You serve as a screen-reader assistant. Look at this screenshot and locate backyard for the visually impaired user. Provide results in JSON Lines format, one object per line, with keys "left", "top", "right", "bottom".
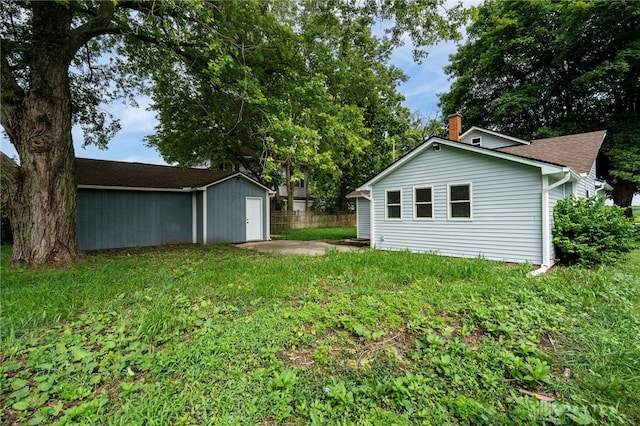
{"left": 1, "top": 235, "right": 639, "bottom": 425}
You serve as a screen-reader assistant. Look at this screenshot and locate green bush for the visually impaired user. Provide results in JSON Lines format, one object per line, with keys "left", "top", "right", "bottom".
{"left": 553, "top": 195, "right": 635, "bottom": 266}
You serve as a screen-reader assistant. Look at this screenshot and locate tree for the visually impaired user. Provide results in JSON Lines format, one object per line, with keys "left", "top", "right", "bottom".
{"left": 145, "top": 0, "right": 465, "bottom": 212}
{"left": 1, "top": 0, "right": 464, "bottom": 266}
{"left": 440, "top": 0, "right": 640, "bottom": 208}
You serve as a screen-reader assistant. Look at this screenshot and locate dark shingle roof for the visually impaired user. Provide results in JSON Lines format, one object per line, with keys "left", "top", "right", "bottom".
{"left": 497, "top": 130, "right": 606, "bottom": 174}
{"left": 76, "top": 158, "right": 237, "bottom": 189}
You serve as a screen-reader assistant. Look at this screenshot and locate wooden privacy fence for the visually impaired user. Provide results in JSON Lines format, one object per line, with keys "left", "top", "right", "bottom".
{"left": 271, "top": 211, "right": 355, "bottom": 229}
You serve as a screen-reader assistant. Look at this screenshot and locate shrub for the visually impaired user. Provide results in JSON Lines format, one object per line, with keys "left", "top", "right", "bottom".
{"left": 553, "top": 195, "right": 635, "bottom": 266}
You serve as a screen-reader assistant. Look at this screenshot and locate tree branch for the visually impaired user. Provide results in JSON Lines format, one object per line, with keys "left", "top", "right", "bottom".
{"left": 0, "top": 52, "right": 25, "bottom": 135}
{"left": 1, "top": 51, "right": 25, "bottom": 102}
{"left": 69, "top": 1, "right": 119, "bottom": 54}
{"left": 0, "top": 151, "right": 20, "bottom": 208}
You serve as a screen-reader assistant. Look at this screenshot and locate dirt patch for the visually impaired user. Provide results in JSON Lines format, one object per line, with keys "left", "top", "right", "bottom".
{"left": 283, "top": 329, "right": 415, "bottom": 371}
{"left": 237, "top": 240, "right": 360, "bottom": 255}
{"left": 538, "top": 333, "right": 562, "bottom": 353}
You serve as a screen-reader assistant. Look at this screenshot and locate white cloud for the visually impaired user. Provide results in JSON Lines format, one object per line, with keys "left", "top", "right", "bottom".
{"left": 108, "top": 95, "right": 158, "bottom": 134}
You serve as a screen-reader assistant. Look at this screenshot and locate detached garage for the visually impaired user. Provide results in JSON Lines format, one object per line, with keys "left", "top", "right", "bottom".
{"left": 76, "top": 158, "right": 271, "bottom": 251}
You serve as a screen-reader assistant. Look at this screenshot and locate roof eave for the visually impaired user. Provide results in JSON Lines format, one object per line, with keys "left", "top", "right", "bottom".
{"left": 459, "top": 126, "right": 530, "bottom": 145}
{"left": 77, "top": 184, "right": 195, "bottom": 192}
{"left": 198, "top": 172, "right": 273, "bottom": 192}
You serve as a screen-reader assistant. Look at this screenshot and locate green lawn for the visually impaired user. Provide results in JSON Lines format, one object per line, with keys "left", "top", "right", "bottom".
{"left": 271, "top": 226, "right": 356, "bottom": 241}
{"left": 1, "top": 244, "right": 639, "bottom": 425}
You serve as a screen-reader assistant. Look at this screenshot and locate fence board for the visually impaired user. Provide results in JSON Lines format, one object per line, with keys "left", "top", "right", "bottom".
{"left": 271, "top": 211, "right": 355, "bottom": 229}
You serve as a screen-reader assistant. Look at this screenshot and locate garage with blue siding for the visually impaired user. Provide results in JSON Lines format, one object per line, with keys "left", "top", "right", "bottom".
{"left": 76, "top": 158, "right": 271, "bottom": 251}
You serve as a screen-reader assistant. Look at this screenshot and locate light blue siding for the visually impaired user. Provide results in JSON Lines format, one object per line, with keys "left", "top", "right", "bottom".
{"left": 356, "top": 198, "right": 371, "bottom": 239}
{"left": 547, "top": 182, "right": 568, "bottom": 263}
{"left": 371, "top": 145, "right": 544, "bottom": 264}
{"left": 77, "top": 189, "right": 192, "bottom": 250}
{"left": 206, "top": 177, "right": 268, "bottom": 243}
{"left": 461, "top": 130, "right": 524, "bottom": 149}
{"left": 576, "top": 162, "right": 597, "bottom": 197}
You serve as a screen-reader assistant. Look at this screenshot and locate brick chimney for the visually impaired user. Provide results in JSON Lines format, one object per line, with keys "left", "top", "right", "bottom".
{"left": 447, "top": 113, "right": 462, "bottom": 141}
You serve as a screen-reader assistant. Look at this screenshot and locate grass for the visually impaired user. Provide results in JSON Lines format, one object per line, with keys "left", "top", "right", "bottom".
{"left": 271, "top": 226, "right": 356, "bottom": 241}
{"left": 1, "top": 242, "right": 639, "bottom": 425}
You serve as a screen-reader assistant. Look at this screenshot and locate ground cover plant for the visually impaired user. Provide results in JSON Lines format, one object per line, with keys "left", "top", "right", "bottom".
{"left": 1, "top": 242, "right": 639, "bottom": 425}
{"left": 271, "top": 226, "right": 356, "bottom": 242}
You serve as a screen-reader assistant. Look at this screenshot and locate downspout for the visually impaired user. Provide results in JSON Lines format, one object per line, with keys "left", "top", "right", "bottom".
{"left": 267, "top": 189, "right": 273, "bottom": 240}
{"left": 530, "top": 170, "right": 571, "bottom": 276}
{"left": 369, "top": 193, "right": 375, "bottom": 249}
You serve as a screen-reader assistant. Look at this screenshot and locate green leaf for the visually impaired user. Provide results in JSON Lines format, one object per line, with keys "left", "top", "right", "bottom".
{"left": 71, "top": 346, "right": 91, "bottom": 362}
{"left": 12, "top": 400, "right": 29, "bottom": 411}
{"left": 12, "top": 378, "right": 28, "bottom": 390}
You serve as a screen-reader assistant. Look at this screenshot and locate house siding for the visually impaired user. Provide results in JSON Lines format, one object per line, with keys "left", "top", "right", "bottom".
{"left": 371, "top": 145, "right": 543, "bottom": 264}
{"left": 576, "top": 162, "right": 597, "bottom": 197}
{"left": 196, "top": 192, "right": 204, "bottom": 244}
{"left": 77, "top": 189, "right": 192, "bottom": 250}
{"left": 206, "top": 178, "right": 268, "bottom": 243}
{"left": 547, "top": 181, "right": 567, "bottom": 264}
{"left": 461, "top": 130, "right": 523, "bottom": 149}
{"left": 356, "top": 198, "right": 371, "bottom": 239}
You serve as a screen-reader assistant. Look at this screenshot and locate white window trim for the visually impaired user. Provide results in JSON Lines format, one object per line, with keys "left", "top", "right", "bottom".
{"left": 385, "top": 188, "right": 402, "bottom": 220}
{"left": 471, "top": 136, "right": 482, "bottom": 146}
{"left": 447, "top": 182, "right": 473, "bottom": 221}
{"left": 413, "top": 185, "right": 434, "bottom": 221}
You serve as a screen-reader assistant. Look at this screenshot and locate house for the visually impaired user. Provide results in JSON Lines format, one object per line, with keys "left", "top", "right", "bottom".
{"left": 276, "top": 165, "right": 313, "bottom": 211}
{"left": 76, "top": 158, "right": 271, "bottom": 251}
{"left": 217, "top": 151, "right": 314, "bottom": 211}
{"left": 347, "top": 114, "right": 608, "bottom": 268}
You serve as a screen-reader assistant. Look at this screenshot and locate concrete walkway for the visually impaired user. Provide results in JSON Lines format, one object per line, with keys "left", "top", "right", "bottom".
{"left": 236, "top": 240, "right": 360, "bottom": 255}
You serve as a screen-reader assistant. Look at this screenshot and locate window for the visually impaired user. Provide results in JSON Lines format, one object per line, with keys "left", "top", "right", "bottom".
{"left": 471, "top": 137, "right": 481, "bottom": 146}
{"left": 414, "top": 187, "right": 433, "bottom": 219}
{"left": 386, "top": 190, "right": 401, "bottom": 219}
{"left": 295, "top": 179, "right": 305, "bottom": 188}
{"left": 448, "top": 183, "right": 472, "bottom": 219}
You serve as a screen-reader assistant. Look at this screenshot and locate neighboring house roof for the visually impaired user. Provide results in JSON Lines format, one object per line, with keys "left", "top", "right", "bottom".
{"left": 459, "top": 126, "right": 530, "bottom": 145}
{"left": 498, "top": 130, "right": 606, "bottom": 175}
{"left": 76, "top": 158, "right": 269, "bottom": 190}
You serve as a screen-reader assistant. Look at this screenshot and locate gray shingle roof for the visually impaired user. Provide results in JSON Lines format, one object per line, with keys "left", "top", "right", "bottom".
{"left": 76, "top": 158, "right": 237, "bottom": 189}
{"left": 498, "top": 130, "right": 606, "bottom": 174}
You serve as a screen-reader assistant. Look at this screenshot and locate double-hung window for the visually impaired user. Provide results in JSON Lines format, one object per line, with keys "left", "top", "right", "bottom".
{"left": 386, "top": 190, "right": 401, "bottom": 219}
{"left": 448, "top": 183, "right": 472, "bottom": 219}
{"left": 414, "top": 187, "right": 433, "bottom": 219}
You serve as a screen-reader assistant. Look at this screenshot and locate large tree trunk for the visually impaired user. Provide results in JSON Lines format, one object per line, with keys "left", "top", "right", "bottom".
{"left": 1, "top": 3, "right": 80, "bottom": 266}
{"left": 612, "top": 180, "right": 637, "bottom": 218}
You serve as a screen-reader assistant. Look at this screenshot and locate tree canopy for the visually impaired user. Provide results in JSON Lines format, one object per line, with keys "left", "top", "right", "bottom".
{"left": 143, "top": 0, "right": 463, "bottom": 211}
{"left": 439, "top": 0, "right": 640, "bottom": 207}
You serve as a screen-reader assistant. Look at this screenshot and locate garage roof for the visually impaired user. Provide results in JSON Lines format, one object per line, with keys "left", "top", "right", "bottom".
{"left": 76, "top": 158, "right": 248, "bottom": 190}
